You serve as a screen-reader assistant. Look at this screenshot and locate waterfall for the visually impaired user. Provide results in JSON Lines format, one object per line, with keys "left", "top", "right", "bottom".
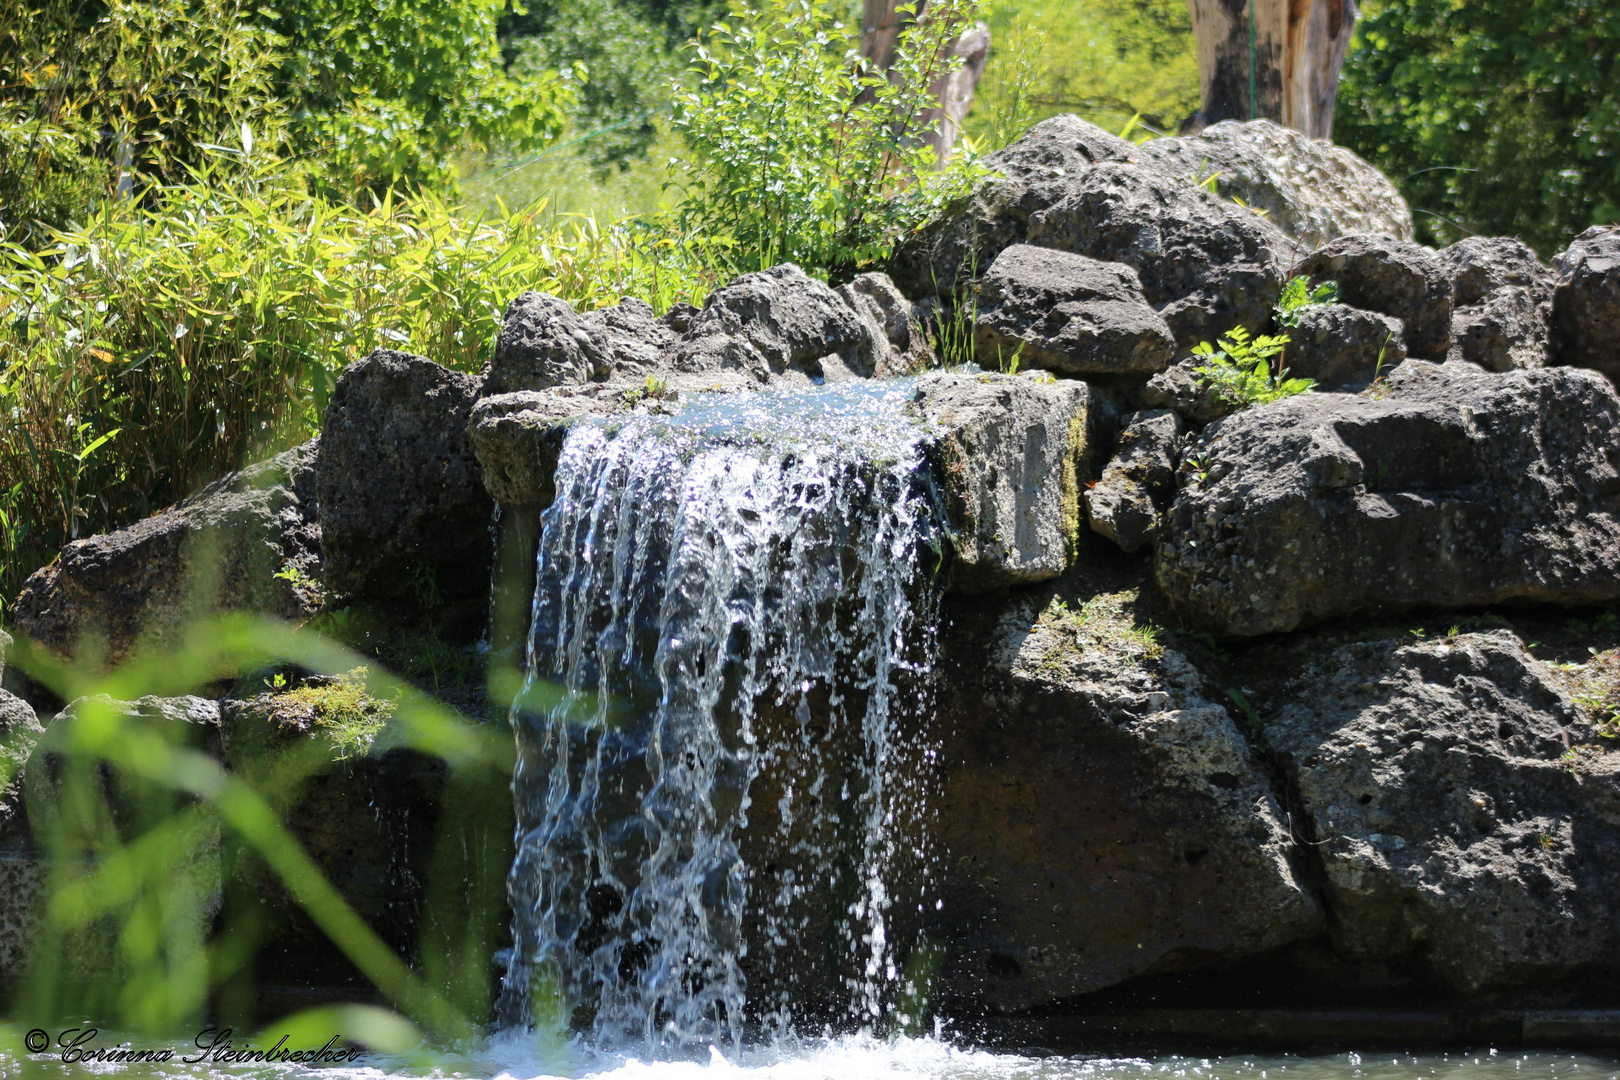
{"left": 496, "top": 381, "right": 946, "bottom": 1051}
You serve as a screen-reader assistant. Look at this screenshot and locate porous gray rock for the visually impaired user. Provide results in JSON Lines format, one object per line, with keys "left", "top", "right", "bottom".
{"left": 1439, "top": 237, "right": 1555, "bottom": 373}
{"left": 1297, "top": 233, "right": 1453, "bottom": 360}
{"left": 911, "top": 372, "right": 1094, "bottom": 591}
{"left": 486, "top": 293, "right": 682, "bottom": 394}
{"left": 1285, "top": 304, "right": 1406, "bottom": 388}
{"left": 1136, "top": 119, "right": 1415, "bottom": 249}
{"left": 1026, "top": 162, "right": 1292, "bottom": 348}
{"left": 888, "top": 115, "right": 1138, "bottom": 299}
{"left": 11, "top": 443, "right": 321, "bottom": 667}
{"left": 932, "top": 576, "right": 1321, "bottom": 1011}
{"left": 316, "top": 350, "right": 492, "bottom": 601}
{"left": 1155, "top": 362, "right": 1620, "bottom": 637}
{"left": 0, "top": 689, "right": 42, "bottom": 833}
{"left": 219, "top": 692, "right": 475, "bottom": 967}
{"left": 468, "top": 387, "right": 628, "bottom": 508}
{"left": 1551, "top": 225, "right": 1620, "bottom": 385}
{"left": 1140, "top": 359, "right": 1236, "bottom": 425}
{"left": 1441, "top": 236, "right": 1557, "bottom": 309}
{"left": 838, "top": 271, "right": 930, "bottom": 375}
{"left": 1449, "top": 287, "right": 1551, "bottom": 373}
{"left": 24, "top": 694, "right": 223, "bottom": 844}
{"left": 972, "top": 244, "right": 1176, "bottom": 375}
{"left": 1266, "top": 630, "right": 1620, "bottom": 994}
{"left": 669, "top": 263, "right": 890, "bottom": 383}
{"left": 1085, "top": 409, "right": 1182, "bottom": 552}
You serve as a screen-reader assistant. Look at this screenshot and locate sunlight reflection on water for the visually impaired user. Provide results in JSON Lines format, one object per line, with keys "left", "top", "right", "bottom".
{"left": 8, "top": 1036, "right": 1617, "bottom": 1080}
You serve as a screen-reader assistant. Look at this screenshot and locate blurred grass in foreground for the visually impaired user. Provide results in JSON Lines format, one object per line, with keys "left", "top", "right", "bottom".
{"left": 0, "top": 594, "right": 559, "bottom": 1058}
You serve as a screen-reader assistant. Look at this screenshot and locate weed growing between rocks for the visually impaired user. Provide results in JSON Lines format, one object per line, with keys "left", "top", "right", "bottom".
{"left": 271, "top": 668, "right": 395, "bottom": 759}
{"left": 1190, "top": 326, "right": 1313, "bottom": 408}
{"left": 1188, "top": 275, "right": 1339, "bottom": 409}
{"left": 1038, "top": 588, "right": 1165, "bottom": 668}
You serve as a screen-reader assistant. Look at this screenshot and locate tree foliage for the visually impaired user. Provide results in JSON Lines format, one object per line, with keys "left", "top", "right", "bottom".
{"left": 967, "top": 0, "right": 1199, "bottom": 147}
{"left": 671, "top": 0, "right": 986, "bottom": 276}
{"left": 1337, "top": 0, "right": 1620, "bottom": 255}
{"left": 0, "top": 0, "right": 573, "bottom": 234}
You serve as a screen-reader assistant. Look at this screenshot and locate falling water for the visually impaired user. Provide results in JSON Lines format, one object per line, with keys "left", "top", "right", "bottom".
{"left": 497, "top": 380, "right": 946, "bottom": 1051}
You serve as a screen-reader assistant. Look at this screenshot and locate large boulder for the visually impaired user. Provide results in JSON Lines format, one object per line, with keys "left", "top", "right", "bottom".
{"left": 316, "top": 350, "right": 492, "bottom": 603}
{"left": 0, "top": 689, "right": 41, "bottom": 833}
{"left": 1026, "top": 162, "right": 1291, "bottom": 348}
{"left": 1285, "top": 304, "right": 1406, "bottom": 389}
{"left": 972, "top": 244, "right": 1176, "bottom": 375}
{"left": 467, "top": 387, "right": 627, "bottom": 509}
{"left": 669, "top": 264, "right": 896, "bottom": 383}
{"left": 1136, "top": 119, "right": 1415, "bottom": 249}
{"left": 1156, "top": 362, "right": 1620, "bottom": 637}
{"left": 1439, "top": 237, "right": 1556, "bottom": 373}
{"left": 932, "top": 574, "right": 1321, "bottom": 1012}
{"left": 1551, "top": 225, "right": 1620, "bottom": 384}
{"left": 1265, "top": 630, "right": 1620, "bottom": 994}
{"left": 1297, "top": 233, "right": 1453, "bottom": 360}
{"left": 24, "top": 694, "right": 223, "bottom": 846}
{"left": 889, "top": 115, "right": 1137, "bottom": 299}
{"left": 1085, "top": 409, "right": 1182, "bottom": 553}
{"left": 485, "top": 294, "right": 683, "bottom": 395}
{"left": 1442, "top": 236, "right": 1558, "bottom": 309}
{"left": 11, "top": 443, "right": 321, "bottom": 666}
{"left": 911, "top": 372, "right": 1096, "bottom": 591}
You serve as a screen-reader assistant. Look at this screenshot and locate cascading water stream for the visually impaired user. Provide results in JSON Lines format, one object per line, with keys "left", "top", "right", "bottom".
{"left": 497, "top": 381, "right": 946, "bottom": 1052}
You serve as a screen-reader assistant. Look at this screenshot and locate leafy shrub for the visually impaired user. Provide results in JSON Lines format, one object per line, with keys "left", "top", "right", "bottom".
{"left": 671, "top": 0, "right": 987, "bottom": 277}
{"left": 0, "top": 0, "right": 574, "bottom": 213}
{"left": 1192, "top": 326, "right": 1315, "bottom": 409}
{"left": 0, "top": 0, "right": 286, "bottom": 238}
{"left": 262, "top": 0, "right": 572, "bottom": 196}
{"left": 1338, "top": 0, "right": 1620, "bottom": 254}
{"left": 0, "top": 170, "right": 720, "bottom": 611}
{"left": 1273, "top": 275, "right": 1341, "bottom": 327}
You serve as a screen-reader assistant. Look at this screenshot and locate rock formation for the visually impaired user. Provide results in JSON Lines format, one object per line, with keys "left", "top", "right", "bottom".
{"left": 3, "top": 115, "right": 1619, "bottom": 1027}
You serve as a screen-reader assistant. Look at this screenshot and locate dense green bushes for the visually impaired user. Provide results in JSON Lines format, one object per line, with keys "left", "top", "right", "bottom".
{"left": 1338, "top": 0, "right": 1620, "bottom": 254}
{"left": 673, "top": 0, "right": 986, "bottom": 275}
{"left": 0, "top": 179, "right": 719, "bottom": 608}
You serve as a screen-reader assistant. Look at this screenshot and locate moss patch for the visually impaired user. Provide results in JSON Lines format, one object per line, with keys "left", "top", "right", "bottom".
{"left": 1037, "top": 587, "right": 1164, "bottom": 668}
{"left": 272, "top": 667, "right": 394, "bottom": 758}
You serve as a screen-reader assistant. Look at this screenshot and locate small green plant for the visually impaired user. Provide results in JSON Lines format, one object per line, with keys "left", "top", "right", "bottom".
{"left": 1191, "top": 326, "right": 1314, "bottom": 409}
{"left": 274, "top": 563, "right": 309, "bottom": 587}
{"left": 624, "top": 373, "right": 675, "bottom": 410}
{"left": 1041, "top": 590, "right": 1164, "bottom": 666}
{"left": 1273, "top": 275, "right": 1340, "bottom": 327}
{"left": 1226, "top": 687, "right": 1265, "bottom": 744}
{"left": 276, "top": 667, "right": 396, "bottom": 759}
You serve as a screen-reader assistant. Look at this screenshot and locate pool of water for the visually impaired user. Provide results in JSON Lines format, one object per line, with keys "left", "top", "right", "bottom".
{"left": 8, "top": 1035, "right": 1616, "bottom": 1080}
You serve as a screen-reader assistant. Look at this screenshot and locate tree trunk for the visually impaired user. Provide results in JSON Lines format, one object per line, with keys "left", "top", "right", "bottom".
{"left": 860, "top": 0, "right": 990, "bottom": 163}
{"left": 1186, "top": 0, "right": 1358, "bottom": 139}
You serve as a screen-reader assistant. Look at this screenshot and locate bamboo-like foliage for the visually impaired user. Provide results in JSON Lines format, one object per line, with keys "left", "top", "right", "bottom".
{"left": 0, "top": 169, "right": 723, "bottom": 611}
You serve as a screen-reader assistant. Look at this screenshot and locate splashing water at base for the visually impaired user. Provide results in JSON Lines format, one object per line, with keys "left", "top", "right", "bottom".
{"left": 496, "top": 381, "right": 946, "bottom": 1051}
{"left": 11, "top": 1037, "right": 1613, "bottom": 1080}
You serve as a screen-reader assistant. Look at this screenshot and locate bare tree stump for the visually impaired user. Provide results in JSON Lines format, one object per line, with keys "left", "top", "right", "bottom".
{"left": 1186, "top": 0, "right": 1358, "bottom": 139}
